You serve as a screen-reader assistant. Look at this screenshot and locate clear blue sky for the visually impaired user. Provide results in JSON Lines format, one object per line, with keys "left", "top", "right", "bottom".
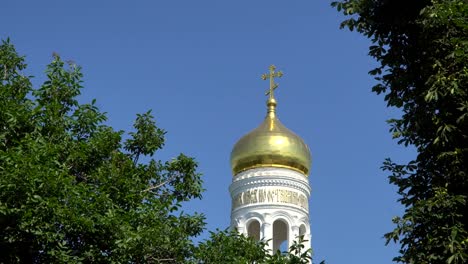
{"left": 2, "top": 1, "right": 415, "bottom": 263}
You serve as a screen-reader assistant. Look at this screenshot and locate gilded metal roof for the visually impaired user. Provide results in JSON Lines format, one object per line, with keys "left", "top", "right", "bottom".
{"left": 230, "top": 98, "right": 311, "bottom": 176}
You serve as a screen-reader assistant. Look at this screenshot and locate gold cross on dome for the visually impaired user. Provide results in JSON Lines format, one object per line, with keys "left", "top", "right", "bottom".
{"left": 261, "top": 65, "right": 283, "bottom": 99}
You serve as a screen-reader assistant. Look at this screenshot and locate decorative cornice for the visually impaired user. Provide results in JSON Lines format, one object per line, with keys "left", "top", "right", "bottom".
{"left": 233, "top": 167, "right": 309, "bottom": 182}
{"left": 231, "top": 202, "right": 311, "bottom": 216}
{"left": 229, "top": 177, "right": 311, "bottom": 198}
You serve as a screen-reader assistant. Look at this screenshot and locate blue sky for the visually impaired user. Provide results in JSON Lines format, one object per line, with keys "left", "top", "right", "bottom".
{"left": 2, "top": 1, "right": 415, "bottom": 263}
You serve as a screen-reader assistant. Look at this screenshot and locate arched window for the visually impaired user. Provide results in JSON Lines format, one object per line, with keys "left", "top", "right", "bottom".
{"left": 273, "top": 219, "right": 288, "bottom": 253}
{"left": 247, "top": 219, "right": 260, "bottom": 241}
{"left": 299, "top": 224, "right": 307, "bottom": 238}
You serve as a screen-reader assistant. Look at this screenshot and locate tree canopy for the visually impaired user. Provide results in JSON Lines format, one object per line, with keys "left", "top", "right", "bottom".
{"left": 332, "top": 0, "right": 468, "bottom": 263}
{"left": 0, "top": 38, "right": 206, "bottom": 263}
{"left": 0, "top": 39, "right": 315, "bottom": 263}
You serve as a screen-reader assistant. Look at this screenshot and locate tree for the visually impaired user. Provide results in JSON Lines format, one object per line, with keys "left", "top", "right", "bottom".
{"left": 0, "top": 38, "right": 204, "bottom": 263}
{"left": 193, "top": 229, "right": 315, "bottom": 264}
{"left": 332, "top": 0, "right": 468, "bottom": 263}
{"left": 0, "top": 39, "right": 315, "bottom": 263}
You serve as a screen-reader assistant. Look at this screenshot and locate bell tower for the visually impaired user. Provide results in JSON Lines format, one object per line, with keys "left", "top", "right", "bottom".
{"left": 229, "top": 65, "right": 312, "bottom": 254}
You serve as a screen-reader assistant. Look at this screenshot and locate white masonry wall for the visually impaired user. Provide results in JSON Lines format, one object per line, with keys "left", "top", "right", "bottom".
{"left": 229, "top": 167, "right": 311, "bottom": 255}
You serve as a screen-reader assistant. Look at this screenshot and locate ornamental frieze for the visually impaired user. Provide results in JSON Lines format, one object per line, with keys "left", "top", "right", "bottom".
{"left": 232, "top": 188, "right": 308, "bottom": 210}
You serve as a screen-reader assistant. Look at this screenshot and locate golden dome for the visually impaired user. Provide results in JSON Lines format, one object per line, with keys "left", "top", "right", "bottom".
{"left": 230, "top": 97, "right": 311, "bottom": 176}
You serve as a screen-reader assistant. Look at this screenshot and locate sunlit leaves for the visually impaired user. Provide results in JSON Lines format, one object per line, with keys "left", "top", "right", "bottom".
{"left": 333, "top": 0, "right": 468, "bottom": 262}
{"left": 124, "top": 110, "right": 165, "bottom": 164}
{"left": 193, "top": 230, "right": 316, "bottom": 264}
{"left": 0, "top": 40, "right": 205, "bottom": 263}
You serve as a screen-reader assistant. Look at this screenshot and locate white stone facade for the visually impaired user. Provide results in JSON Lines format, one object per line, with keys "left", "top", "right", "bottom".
{"left": 229, "top": 167, "right": 311, "bottom": 254}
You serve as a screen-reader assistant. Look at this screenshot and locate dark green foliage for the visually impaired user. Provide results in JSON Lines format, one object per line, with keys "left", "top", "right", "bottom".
{"left": 0, "top": 38, "right": 204, "bottom": 263}
{"left": 0, "top": 39, "right": 315, "bottom": 263}
{"left": 193, "top": 229, "right": 269, "bottom": 263}
{"left": 332, "top": 0, "right": 468, "bottom": 263}
{"left": 193, "top": 229, "right": 316, "bottom": 264}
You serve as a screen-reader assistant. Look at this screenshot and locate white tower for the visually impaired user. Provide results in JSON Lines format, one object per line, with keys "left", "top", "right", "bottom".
{"left": 229, "top": 65, "right": 312, "bottom": 254}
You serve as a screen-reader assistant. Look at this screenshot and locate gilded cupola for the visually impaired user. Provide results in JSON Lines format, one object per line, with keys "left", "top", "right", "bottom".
{"left": 230, "top": 65, "right": 311, "bottom": 176}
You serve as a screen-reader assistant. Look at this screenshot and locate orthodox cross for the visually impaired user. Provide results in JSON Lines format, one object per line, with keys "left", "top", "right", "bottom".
{"left": 261, "top": 65, "right": 283, "bottom": 99}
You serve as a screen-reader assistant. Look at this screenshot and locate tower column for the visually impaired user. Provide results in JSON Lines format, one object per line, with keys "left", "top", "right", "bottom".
{"left": 261, "top": 221, "right": 273, "bottom": 252}
{"left": 290, "top": 225, "right": 299, "bottom": 249}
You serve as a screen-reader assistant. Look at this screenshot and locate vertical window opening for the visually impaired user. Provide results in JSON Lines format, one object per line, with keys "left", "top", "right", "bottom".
{"left": 247, "top": 220, "right": 260, "bottom": 241}
{"left": 273, "top": 219, "right": 288, "bottom": 253}
{"left": 299, "top": 224, "right": 307, "bottom": 238}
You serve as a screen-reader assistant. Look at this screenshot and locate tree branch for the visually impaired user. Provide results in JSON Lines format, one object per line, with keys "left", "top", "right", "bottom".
{"left": 142, "top": 174, "right": 178, "bottom": 193}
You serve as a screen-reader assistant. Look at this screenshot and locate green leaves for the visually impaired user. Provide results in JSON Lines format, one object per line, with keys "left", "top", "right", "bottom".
{"left": 124, "top": 110, "right": 165, "bottom": 164}
{"left": 193, "top": 229, "right": 315, "bottom": 264}
{"left": 0, "top": 40, "right": 205, "bottom": 263}
{"left": 384, "top": 187, "right": 468, "bottom": 263}
{"left": 333, "top": 0, "right": 468, "bottom": 262}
